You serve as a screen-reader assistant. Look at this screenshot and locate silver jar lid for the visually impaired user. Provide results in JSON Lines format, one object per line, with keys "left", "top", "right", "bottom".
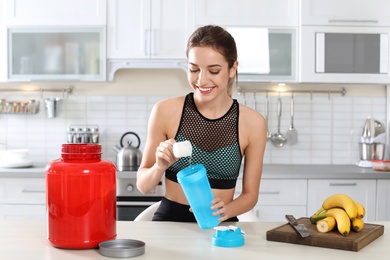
{"left": 99, "top": 239, "right": 145, "bottom": 258}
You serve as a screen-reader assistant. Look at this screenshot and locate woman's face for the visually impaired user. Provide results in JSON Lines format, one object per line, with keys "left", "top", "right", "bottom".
{"left": 187, "top": 46, "right": 236, "bottom": 99}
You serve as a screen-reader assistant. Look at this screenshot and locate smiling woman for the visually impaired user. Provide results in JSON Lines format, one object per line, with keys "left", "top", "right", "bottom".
{"left": 136, "top": 25, "right": 267, "bottom": 225}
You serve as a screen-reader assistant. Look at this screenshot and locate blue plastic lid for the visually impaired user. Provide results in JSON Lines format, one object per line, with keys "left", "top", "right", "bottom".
{"left": 211, "top": 226, "right": 245, "bottom": 247}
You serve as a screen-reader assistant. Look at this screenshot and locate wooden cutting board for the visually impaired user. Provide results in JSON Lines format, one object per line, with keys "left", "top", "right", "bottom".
{"left": 266, "top": 217, "right": 384, "bottom": 251}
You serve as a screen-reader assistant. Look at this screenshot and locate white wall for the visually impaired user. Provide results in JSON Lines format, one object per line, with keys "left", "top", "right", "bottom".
{"left": 0, "top": 69, "right": 387, "bottom": 166}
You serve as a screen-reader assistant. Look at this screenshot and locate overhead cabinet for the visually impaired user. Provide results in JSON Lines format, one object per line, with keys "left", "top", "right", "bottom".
{"left": 3, "top": 0, "right": 107, "bottom": 81}
{"left": 195, "top": 0, "right": 298, "bottom": 27}
{"left": 195, "top": 0, "right": 298, "bottom": 82}
{"left": 107, "top": 0, "right": 194, "bottom": 80}
{"left": 5, "top": 0, "right": 106, "bottom": 26}
{"left": 8, "top": 28, "right": 106, "bottom": 81}
{"left": 301, "top": 0, "right": 390, "bottom": 27}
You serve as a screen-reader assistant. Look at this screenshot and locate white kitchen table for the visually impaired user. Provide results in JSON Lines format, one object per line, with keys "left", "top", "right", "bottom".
{"left": 0, "top": 220, "right": 388, "bottom": 259}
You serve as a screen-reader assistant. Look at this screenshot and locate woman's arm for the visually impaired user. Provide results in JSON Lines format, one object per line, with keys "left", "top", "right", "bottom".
{"left": 212, "top": 105, "right": 267, "bottom": 221}
{"left": 136, "top": 98, "right": 182, "bottom": 194}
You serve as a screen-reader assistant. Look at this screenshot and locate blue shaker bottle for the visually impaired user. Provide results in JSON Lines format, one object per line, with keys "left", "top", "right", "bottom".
{"left": 177, "top": 164, "right": 220, "bottom": 229}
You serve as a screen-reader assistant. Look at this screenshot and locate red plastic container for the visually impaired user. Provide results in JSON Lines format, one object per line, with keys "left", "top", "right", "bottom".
{"left": 46, "top": 144, "right": 117, "bottom": 249}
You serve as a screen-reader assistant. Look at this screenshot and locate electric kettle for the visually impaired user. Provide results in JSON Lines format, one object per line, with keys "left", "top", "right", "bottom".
{"left": 361, "top": 118, "right": 385, "bottom": 143}
{"left": 113, "top": 132, "right": 142, "bottom": 171}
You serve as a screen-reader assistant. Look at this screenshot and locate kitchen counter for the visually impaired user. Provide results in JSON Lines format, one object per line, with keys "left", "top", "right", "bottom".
{"left": 1, "top": 163, "right": 389, "bottom": 179}
{"left": 0, "top": 220, "right": 388, "bottom": 259}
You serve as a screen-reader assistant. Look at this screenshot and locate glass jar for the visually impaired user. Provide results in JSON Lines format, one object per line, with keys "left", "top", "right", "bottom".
{"left": 46, "top": 144, "right": 117, "bottom": 249}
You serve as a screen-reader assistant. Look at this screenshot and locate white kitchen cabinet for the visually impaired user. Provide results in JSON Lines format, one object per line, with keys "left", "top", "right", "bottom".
{"left": 106, "top": 0, "right": 194, "bottom": 80}
{"left": 195, "top": 0, "right": 298, "bottom": 27}
{"left": 376, "top": 180, "right": 390, "bottom": 221}
{"left": 235, "top": 179, "right": 307, "bottom": 222}
{"left": 301, "top": 0, "right": 390, "bottom": 27}
{"left": 5, "top": 0, "right": 106, "bottom": 26}
{"left": 107, "top": 0, "right": 194, "bottom": 59}
{"left": 0, "top": 178, "right": 46, "bottom": 220}
{"left": 8, "top": 28, "right": 106, "bottom": 81}
{"left": 0, "top": 0, "right": 6, "bottom": 81}
{"left": 307, "top": 179, "right": 377, "bottom": 221}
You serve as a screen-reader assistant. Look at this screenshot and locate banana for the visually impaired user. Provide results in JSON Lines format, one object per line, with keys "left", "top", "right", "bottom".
{"left": 322, "top": 194, "right": 358, "bottom": 221}
{"left": 325, "top": 208, "right": 351, "bottom": 236}
{"left": 354, "top": 201, "right": 366, "bottom": 219}
{"left": 351, "top": 218, "right": 364, "bottom": 232}
{"left": 311, "top": 208, "right": 350, "bottom": 236}
{"left": 316, "top": 216, "right": 336, "bottom": 233}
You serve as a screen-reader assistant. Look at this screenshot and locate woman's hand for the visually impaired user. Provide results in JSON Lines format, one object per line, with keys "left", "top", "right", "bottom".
{"left": 211, "top": 197, "right": 229, "bottom": 222}
{"left": 154, "top": 138, "right": 177, "bottom": 171}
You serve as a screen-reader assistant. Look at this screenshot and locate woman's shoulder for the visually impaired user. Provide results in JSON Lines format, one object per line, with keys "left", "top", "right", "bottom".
{"left": 152, "top": 96, "right": 186, "bottom": 115}
{"left": 238, "top": 103, "right": 265, "bottom": 127}
{"left": 155, "top": 96, "right": 186, "bottom": 108}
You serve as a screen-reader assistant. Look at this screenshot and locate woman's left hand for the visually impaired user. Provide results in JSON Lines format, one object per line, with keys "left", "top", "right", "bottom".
{"left": 211, "top": 197, "right": 229, "bottom": 222}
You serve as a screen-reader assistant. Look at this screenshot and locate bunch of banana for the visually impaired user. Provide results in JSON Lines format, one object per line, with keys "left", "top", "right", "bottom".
{"left": 310, "top": 194, "right": 366, "bottom": 236}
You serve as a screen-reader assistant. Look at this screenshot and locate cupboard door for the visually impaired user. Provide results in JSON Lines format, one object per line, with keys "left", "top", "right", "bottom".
{"left": 307, "top": 179, "right": 376, "bottom": 221}
{"left": 107, "top": 0, "right": 194, "bottom": 59}
{"left": 257, "top": 206, "right": 307, "bottom": 222}
{"left": 0, "top": 205, "right": 45, "bottom": 220}
{"left": 107, "top": 0, "right": 151, "bottom": 59}
{"left": 376, "top": 180, "right": 390, "bottom": 221}
{"left": 0, "top": 0, "right": 6, "bottom": 81}
{"left": 195, "top": 0, "right": 298, "bottom": 27}
{"left": 235, "top": 179, "right": 307, "bottom": 222}
{"left": 8, "top": 28, "right": 106, "bottom": 81}
{"left": 301, "top": 0, "right": 390, "bottom": 26}
{"left": 5, "top": 0, "right": 106, "bottom": 26}
{"left": 150, "top": 0, "right": 194, "bottom": 59}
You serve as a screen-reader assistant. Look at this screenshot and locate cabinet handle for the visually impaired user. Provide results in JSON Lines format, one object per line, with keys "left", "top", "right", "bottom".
{"left": 259, "top": 191, "right": 280, "bottom": 195}
{"left": 328, "top": 183, "right": 357, "bottom": 187}
{"left": 151, "top": 29, "right": 157, "bottom": 56}
{"left": 22, "top": 189, "right": 45, "bottom": 193}
{"left": 145, "top": 29, "right": 150, "bottom": 56}
{"left": 328, "top": 19, "right": 378, "bottom": 24}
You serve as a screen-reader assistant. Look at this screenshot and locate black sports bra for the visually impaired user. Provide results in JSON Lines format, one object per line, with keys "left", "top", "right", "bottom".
{"left": 165, "top": 93, "right": 242, "bottom": 189}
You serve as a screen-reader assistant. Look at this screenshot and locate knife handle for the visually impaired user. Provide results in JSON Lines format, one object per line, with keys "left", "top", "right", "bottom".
{"left": 285, "top": 215, "right": 298, "bottom": 225}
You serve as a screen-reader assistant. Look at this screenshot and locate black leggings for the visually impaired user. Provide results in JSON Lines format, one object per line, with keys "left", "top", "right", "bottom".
{"left": 152, "top": 197, "right": 239, "bottom": 222}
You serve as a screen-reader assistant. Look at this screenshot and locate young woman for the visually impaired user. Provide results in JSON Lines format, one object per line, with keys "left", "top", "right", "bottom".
{"left": 137, "top": 25, "right": 266, "bottom": 222}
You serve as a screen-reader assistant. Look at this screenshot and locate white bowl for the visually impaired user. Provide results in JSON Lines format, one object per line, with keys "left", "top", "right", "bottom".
{"left": 0, "top": 149, "right": 29, "bottom": 160}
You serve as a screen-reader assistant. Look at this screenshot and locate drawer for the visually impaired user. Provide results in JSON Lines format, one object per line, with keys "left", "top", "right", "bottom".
{"left": 256, "top": 205, "right": 307, "bottom": 222}
{"left": 0, "top": 178, "right": 46, "bottom": 204}
{"left": 236, "top": 179, "right": 307, "bottom": 206}
{"left": 0, "top": 204, "right": 46, "bottom": 220}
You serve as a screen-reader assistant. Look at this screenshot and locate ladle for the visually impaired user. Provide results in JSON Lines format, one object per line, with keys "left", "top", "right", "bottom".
{"left": 271, "top": 96, "right": 287, "bottom": 147}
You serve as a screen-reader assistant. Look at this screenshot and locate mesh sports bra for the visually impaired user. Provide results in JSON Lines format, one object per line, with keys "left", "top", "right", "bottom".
{"left": 165, "top": 93, "right": 242, "bottom": 189}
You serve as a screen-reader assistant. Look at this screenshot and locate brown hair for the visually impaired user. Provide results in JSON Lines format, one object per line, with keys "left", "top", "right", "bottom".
{"left": 186, "top": 25, "right": 238, "bottom": 97}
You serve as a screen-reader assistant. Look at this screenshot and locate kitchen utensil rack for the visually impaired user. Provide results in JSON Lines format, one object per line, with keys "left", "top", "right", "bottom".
{"left": 0, "top": 86, "right": 74, "bottom": 98}
{"left": 0, "top": 86, "right": 73, "bottom": 115}
{"left": 237, "top": 87, "right": 347, "bottom": 99}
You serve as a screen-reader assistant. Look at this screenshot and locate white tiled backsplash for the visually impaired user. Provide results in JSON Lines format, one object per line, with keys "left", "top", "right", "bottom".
{"left": 0, "top": 93, "right": 386, "bottom": 165}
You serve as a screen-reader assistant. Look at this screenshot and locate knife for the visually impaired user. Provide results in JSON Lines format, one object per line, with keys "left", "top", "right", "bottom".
{"left": 285, "top": 215, "right": 310, "bottom": 238}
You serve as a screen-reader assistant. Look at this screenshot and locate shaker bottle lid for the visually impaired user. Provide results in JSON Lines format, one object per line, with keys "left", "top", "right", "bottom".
{"left": 212, "top": 226, "right": 245, "bottom": 247}
{"left": 99, "top": 239, "right": 145, "bottom": 258}
{"left": 177, "top": 164, "right": 206, "bottom": 183}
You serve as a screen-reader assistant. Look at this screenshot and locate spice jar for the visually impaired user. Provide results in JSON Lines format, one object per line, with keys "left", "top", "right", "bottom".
{"left": 46, "top": 144, "right": 117, "bottom": 249}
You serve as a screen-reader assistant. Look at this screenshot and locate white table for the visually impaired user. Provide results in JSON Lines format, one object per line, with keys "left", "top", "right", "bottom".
{"left": 0, "top": 220, "right": 388, "bottom": 259}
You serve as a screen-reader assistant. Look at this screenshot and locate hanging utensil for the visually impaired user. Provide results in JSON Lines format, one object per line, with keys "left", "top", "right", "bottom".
{"left": 286, "top": 92, "right": 298, "bottom": 145}
{"left": 271, "top": 95, "right": 287, "bottom": 147}
{"left": 265, "top": 91, "right": 271, "bottom": 141}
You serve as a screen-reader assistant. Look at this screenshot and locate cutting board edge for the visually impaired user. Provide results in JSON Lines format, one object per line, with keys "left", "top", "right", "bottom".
{"left": 266, "top": 218, "right": 385, "bottom": 252}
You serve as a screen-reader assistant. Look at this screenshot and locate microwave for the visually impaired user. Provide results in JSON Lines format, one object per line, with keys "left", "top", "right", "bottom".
{"left": 300, "top": 26, "right": 390, "bottom": 84}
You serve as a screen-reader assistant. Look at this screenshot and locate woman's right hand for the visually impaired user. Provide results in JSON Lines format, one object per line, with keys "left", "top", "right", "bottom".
{"left": 154, "top": 138, "right": 177, "bottom": 171}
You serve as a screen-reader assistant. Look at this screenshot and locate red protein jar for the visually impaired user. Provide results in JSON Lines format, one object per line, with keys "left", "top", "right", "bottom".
{"left": 46, "top": 144, "right": 117, "bottom": 249}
